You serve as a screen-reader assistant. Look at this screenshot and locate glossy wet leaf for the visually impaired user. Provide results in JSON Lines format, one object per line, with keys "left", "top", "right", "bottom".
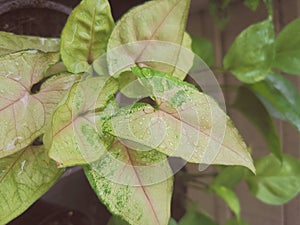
{"left": 249, "top": 73, "right": 300, "bottom": 132}
{"left": 233, "top": 86, "right": 282, "bottom": 160}
{"left": 211, "top": 166, "right": 247, "bottom": 189}
{"left": 0, "top": 145, "right": 63, "bottom": 224}
{"left": 224, "top": 20, "right": 275, "bottom": 83}
{"left": 179, "top": 208, "right": 218, "bottom": 225}
{"left": 224, "top": 218, "right": 250, "bottom": 225}
{"left": 273, "top": 18, "right": 300, "bottom": 75}
{"left": 84, "top": 140, "right": 173, "bottom": 225}
{"left": 191, "top": 35, "right": 214, "bottom": 67}
{"left": 211, "top": 185, "right": 241, "bottom": 218}
{"left": 107, "top": 0, "right": 191, "bottom": 78}
{"left": 61, "top": 0, "right": 114, "bottom": 73}
{"left": 104, "top": 67, "right": 255, "bottom": 172}
{"left": 0, "top": 31, "right": 59, "bottom": 56}
{"left": 0, "top": 51, "right": 78, "bottom": 158}
{"left": 246, "top": 154, "right": 300, "bottom": 205}
{"left": 46, "top": 77, "right": 118, "bottom": 167}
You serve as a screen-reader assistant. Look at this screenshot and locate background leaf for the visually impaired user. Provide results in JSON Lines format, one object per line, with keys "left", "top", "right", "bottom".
{"left": 61, "top": 0, "right": 114, "bottom": 73}
{"left": 0, "top": 145, "right": 63, "bottom": 224}
{"left": 178, "top": 208, "right": 218, "bottom": 225}
{"left": 233, "top": 86, "right": 282, "bottom": 160}
{"left": 211, "top": 185, "right": 241, "bottom": 218}
{"left": 243, "top": 0, "right": 260, "bottom": 11}
{"left": 246, "top": 154, "right": 300, "bottom": 205}
{"left": 0, "top": 31, "right": 59, "bottom": 56}
{"left": 273, "top": 18, "right": 300, "bottom": 75}
{"left": 249, "top": 73, "right": 300, "bottom": 132}
{"left": 107, "top": 0, "right": 191, "bottom": 78}
{"left": 224, "top": 20, "right": 275, "bottom": 83}
{"left": 84, "top": 140, "right": 173, "bottom": 225}
{"left": 211, "top": 166, "right": 247, "bottom": 189}
{"left": 0, "top": 51, "right": 78, "bottom": 158}
{"left": 191, "top": 35, "right": 215, "bottom": 67}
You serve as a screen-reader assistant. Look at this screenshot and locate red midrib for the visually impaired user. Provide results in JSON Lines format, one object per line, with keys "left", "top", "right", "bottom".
{"left": 125, "top": 146, "right": 161, "bottom": 225}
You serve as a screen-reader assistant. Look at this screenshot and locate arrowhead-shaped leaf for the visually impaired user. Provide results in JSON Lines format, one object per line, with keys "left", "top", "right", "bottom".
{"left": 46, "top": 76, "right": 118, "bottom": 167}
{"left": 249, "top": 73, "right": 300, "bottom": 132}
{"left": 233, "top": 86, "right": 282, "bottom": 160}
{"left": 84, "top": 140, "right": 173, "bottom": 225}
{"left": 273, "top": 18, "right": 300, "bottom": 75}
{"left": 107, "top": 0, "right": 191, "bottom": 79}
{"left": 104, "top": 67, "right": 255, "bottom": 172}
{"left": 224, "top": 20, "right": 275, "bottom": 83}
{"left": 0, "top": 31, "right": 59, "bottom": 56}
{"left": 0, "top": 145, "right": 63, "bottom": 224}
{"left": 61, "top": 0, "right": 114, "bottom": 73}
{"left": 246, "top": 154, "right": 300, "bottom": 205}
{"left": 0, "top": 51, "right": 79, "bottom": 158}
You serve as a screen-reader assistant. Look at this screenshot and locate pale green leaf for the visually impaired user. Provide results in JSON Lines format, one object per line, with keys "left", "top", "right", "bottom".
{"left": 247, "top": 154, "right": 300, "bottom": 205}
{"left": 191, "top": 35, "right": 214, "bottom": 67}
{"left": 249, "top": 73, "right": 300, "bottom": 132}
{"left": 273, "top": 18, "right": 300, "bottom": 75}
{"left": 46, "top": 77, "right": 118, "bottom": 167}
{"left": 179, "top": 208, "right": 218, "bottom": 225}
{"left": 233, "top": 86, "right": 282, "bottom": 160}
{"left": 61, "top": 0, "right": 114, "bottom": 73}
{"left": 211, "top": 185, "right": 241, "bottom": 218}
{"left": 0, "top": 145, "right": 63, "bottom": 224}
{"left": 224, "top": 218, "right": 250, "bottom": 225}
{"left": 224, "top": 20, "right": 275, "bottom": 83}
{"left": 211, "top": 166, "right": 247, "bottom": 189}
{"left": 84, "top": 140, "right": 173, "bottom": 225}
{"left": 0, "top": 31, "right": 59, "bottom": 56}
{"left": 107, "top": 0, "right": 191, "bottom": 79}
{"left": 104, "top": 67, "right": 255, "bottom": 172}
{"left": 0, "top": 51, "right": 79, "bottom": 158}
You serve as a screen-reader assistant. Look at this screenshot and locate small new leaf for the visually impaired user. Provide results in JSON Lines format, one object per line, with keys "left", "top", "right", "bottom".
{"left": 61, "top": 0, "right": 114, "bottom": 73}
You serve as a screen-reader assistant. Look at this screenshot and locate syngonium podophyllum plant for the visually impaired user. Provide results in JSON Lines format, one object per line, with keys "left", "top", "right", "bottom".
{"left": 0, "top": 0, "right": 300, "bottom": 224}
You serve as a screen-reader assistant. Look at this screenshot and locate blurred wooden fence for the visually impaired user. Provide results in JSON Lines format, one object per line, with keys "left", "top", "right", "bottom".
{"left": 187, "top": 0, "right": 300, "bottom": 224}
